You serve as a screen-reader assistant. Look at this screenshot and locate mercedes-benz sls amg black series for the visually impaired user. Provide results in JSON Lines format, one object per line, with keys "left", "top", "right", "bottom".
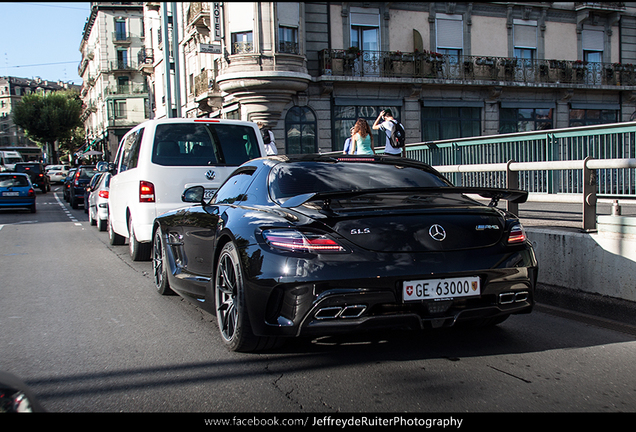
{"left": 152, "top": 154, "right": 538, "bottom": 352}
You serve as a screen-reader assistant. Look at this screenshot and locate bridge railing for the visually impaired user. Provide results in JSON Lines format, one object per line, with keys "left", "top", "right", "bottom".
{"left": 324, "top": 121, "right": 636, "bottom": 230}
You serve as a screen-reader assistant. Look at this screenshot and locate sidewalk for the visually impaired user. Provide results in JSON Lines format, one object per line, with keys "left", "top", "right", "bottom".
{"left": 517, "top": 200, "right": 636, "bottom": 330}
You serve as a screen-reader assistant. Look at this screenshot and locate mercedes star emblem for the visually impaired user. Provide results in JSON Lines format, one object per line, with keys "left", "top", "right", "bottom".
{"left": 429, "top": 224, "right": 446, "bottom": 241}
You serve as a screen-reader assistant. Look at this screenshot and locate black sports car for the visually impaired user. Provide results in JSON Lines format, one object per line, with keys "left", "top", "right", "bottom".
{"left": 152, "top": 154, "right": 538, "bottom": 352}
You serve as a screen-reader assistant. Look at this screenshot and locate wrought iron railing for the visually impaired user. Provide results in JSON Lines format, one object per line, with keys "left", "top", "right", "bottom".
{"left": 319, "top": 49, "right": 636, "bottom": 86}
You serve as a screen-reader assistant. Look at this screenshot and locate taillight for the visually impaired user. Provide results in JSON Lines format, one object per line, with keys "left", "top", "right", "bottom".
{"left": 262, "top": 230, "right": 345, "bottom": 253}
{"left": 508, "top": 224, "right": 527, "bottom": 244}
{"left": 99, "top": 190, "right": 109, "bottom": 199}
{"left": 139, "top": 181, "right": 155, "bottom": 202}
{"left": 28, "top": 188, "right": 35, "bottom": 197}
{"left": 74, "top": 170, "right": 80, "bottom": 186}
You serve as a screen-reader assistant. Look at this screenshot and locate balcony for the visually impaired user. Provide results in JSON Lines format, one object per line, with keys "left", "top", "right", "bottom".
{"left": 109, "top": 61, "right": 138, "bottom": 73}
{"left": 104, "top": 83, "right": 148, "bottom": 96}
{"left": 112, "top": 31, "right": 132, "bottom": 44}
{"left": 187, "top": 2, "right": 210, "bottom": 28}
{"left": 137, "top": 48, "right": 154, "bottom": 74}
{"left": 194, "top": 68, "right": 222, "bottom": 112}
{"left": 319, "top": 49, "right": 636, "bottom": 87}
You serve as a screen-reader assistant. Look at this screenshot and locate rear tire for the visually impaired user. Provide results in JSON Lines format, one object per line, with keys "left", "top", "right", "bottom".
{"left": 108, "top": 213, "right": 126, "bottom": 245}
{"left": 98, "top": 217, "right": 107, "bottom": 232}
{"left": 215, "top": 242, "right": 280, "bottom": 352}
{"left": 129, "top": 217, "right": 151, "bottom": 261}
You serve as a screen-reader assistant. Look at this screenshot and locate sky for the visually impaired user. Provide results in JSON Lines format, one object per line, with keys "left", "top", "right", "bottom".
{"left": 0, "top": 2, "right": 91, "bottom": 85}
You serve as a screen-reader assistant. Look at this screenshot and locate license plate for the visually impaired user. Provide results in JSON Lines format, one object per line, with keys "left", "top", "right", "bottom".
{"left": 204, "top": 189, "right": 215, "bottom": 199}
{"left": 403, "top": 276, "right": 480, "bottom": 302}
{"left": 2, "top": 192, "right": 19, "bottom": 197}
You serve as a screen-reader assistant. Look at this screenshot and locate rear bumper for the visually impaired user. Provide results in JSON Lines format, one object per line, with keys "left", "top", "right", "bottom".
{"left": 244, "top": 247, "right": 538, "bottom": 338}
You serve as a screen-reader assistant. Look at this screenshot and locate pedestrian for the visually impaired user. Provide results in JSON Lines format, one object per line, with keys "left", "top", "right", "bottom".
{"left": 257, "top": 121, "right": 278, "bottom": 155}
{"left": 372, "top": 109, "right": 405, "bottom": 156}
{"left": 342, "top": 127, "right": 355, "bottom": 154}
{"left": 350, "top": 118, "right": 375, "bottom": 155}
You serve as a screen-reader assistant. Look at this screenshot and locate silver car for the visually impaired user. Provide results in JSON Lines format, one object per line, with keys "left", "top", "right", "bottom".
{"left": 87, "top": 172, "right": 110, "bottom": 231}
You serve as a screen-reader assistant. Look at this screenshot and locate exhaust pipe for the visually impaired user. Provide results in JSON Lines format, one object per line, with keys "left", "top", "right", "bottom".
{"left": 499, "top": 291, "right": 529, "bottom": 305}
{"left": 315, "top": 305, "right": 367, "bottom": 320}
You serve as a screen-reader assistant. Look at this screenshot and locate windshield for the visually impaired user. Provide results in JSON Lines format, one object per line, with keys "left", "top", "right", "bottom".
{"left": 269, "top": 161, "right": 451, "bottom": 201}
{"left": 152, "top": 122, "right": 261, "bottom": 166}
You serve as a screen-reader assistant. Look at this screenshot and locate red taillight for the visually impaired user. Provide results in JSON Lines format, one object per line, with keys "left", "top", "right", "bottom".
{"left": 28, "top": 188, "right": 35, "bottom": 197}
{"left": 99, "top": 190, "right": 109, "bottom": 199}
{"left": 74, "top": 170, "right": 81, "bottom": 186}
{"left": 262, "top": 230, "right": 345, "bottom": 253}
{"left": 508, "top": 224, "right": 527, "bottom": 244}
{"left": 139, "top": 181, "right": 155, "bottom": 202}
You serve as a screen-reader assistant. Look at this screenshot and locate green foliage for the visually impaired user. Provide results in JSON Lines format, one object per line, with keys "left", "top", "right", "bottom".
{"left": 12, "top": 90, "right": 83, "bottom": 164}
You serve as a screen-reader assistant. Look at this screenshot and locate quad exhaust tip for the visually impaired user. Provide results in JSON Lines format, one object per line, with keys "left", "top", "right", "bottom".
{"left": 315, "top": 305, "right": 367, "bottom": 320}
{"left": 499, "top": 291, "right": 529, "bottom": 305}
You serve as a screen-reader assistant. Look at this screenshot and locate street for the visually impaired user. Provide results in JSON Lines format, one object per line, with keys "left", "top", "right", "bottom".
{"left": 1, "top": 186, "right": 636, "bottom": 417}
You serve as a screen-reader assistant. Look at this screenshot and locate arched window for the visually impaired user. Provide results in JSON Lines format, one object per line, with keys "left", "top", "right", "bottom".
{"left": 285, "top": 106, "right": 317, "bottom": 154}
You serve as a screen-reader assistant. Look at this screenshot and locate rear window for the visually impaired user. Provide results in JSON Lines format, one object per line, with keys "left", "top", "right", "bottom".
{"left": 0, "top": 174, "right": 30, "bottom": 187}
{"left": 151, "top": 122, "right": 261, "bottom": 167}
{"left": 15, "top": 164, "right": 42, "bottom": 174}
{"left": 269, "top": 161, "right": 451, "bottom": 200}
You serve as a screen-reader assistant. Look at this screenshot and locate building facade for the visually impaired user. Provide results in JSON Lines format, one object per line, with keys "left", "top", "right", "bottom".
{"left": 79, "top": 2, "right": 150, "bottom": 161}
{"left": 137, "top": 2, "right": 636, "bottom": 157}
{"left": 0, "top": 76, "right": 80, "bottom": 162}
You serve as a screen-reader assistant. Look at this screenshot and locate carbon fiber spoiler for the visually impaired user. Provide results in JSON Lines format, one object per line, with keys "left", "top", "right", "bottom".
{"left": 280, "top": 187, "right": 528, "bottom": 209}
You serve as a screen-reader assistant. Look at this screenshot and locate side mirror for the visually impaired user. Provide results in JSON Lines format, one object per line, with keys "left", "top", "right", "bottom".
{"left": 182, "top": 185, "right": 206, "bottom": 204}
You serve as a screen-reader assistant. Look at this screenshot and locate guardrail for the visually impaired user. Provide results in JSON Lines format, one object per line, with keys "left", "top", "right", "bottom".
{"left": 433, "top": 157, "right": 636, "bottom": 231}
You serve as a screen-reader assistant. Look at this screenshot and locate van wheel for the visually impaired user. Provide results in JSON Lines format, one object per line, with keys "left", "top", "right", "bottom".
{"left": 108, "top": 214, "right": 126, "bottom": 245}
{"left": 129, "top": 217, "right": 151, "bottom": 261}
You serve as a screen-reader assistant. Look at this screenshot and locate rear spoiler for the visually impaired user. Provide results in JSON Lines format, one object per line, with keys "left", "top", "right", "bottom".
{"left": 280, "top": 187, "right": 528, "bottom": 209}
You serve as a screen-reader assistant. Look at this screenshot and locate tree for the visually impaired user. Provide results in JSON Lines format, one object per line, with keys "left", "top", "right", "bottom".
{"left": 12, "top": 90, "right": 83, "bottom": 165}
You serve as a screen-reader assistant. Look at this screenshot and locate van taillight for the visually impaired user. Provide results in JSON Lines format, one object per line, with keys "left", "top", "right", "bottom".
{"left": 139, "top": 181, "right": 155, "bottom": 202}
{"left": 99, "top": 190, "right": 109, "bottom": 199}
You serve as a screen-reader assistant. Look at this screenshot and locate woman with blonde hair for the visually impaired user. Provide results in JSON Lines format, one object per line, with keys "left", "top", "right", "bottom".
{"left": 350, "top": 118, "right": 375, "bottom": 155}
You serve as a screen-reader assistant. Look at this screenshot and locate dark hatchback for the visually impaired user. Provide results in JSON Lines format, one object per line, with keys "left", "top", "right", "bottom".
{"left": 68, "top": 166, "right": 96, "bottom": 209}
{"left": 13, "top": 162, "right": 50, "bottom": 193}
{"left": 152, "top": 155, "right": 538, "bottom": 352}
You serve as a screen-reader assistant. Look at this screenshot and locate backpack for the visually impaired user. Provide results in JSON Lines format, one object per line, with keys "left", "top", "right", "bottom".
{"left": 261, "top": 129, "right": 271, "bottom": 144}
{"left": 389, "top": 120, "right": 405, "bottom": 148}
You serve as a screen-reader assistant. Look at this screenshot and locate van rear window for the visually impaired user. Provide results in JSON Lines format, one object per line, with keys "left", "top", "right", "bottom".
{"left": 151, "top": 123, "right": 261, "bottom": 166}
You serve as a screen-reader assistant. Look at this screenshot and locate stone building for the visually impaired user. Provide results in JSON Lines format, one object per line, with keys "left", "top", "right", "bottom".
{"left": 78, "top": 2, "right": 151, "bottom": 161}
{"left": 140, "top": 2, "right": 636, "bottom": 156}
{"left": 0, "top": 76, "right": 80, "bottom": 162}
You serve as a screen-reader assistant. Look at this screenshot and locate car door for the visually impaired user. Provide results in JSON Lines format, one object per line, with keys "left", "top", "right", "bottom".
{"left": 180, "top": 167, "right": 257, "bottom": 282}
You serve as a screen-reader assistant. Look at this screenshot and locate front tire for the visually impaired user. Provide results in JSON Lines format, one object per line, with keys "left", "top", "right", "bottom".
{"left": 215, "top": 242, "right": 280, "bottom": 352}
{"left": 153, "top": 228, "right": 174, "bottom": 295}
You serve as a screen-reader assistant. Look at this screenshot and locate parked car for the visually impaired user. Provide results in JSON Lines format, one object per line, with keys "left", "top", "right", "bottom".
{"left": 63, "top": 168, "right": 77, "bottom": 202}
{"left": 45, "top": 164, "right": 70, "bottom": 183}
{"left": 13, "top": 162, "right": 50, "bottom": 193}
{"left": 104, "top": 118, "right": 266, "bottom": 261}
{"left": 152, "top": 154, "right": 538, "bottom": 352}
{"left": 84, "top": 172, "right": 103, "bottom": 213}
{"left": 87, "top": 172, "right": 110, "bottom": 231}
{"left": 68, "top": 165, "right": 96, "bottom": 209}
{"left": 0, "top": 172, "right": 36, "bottom": 213}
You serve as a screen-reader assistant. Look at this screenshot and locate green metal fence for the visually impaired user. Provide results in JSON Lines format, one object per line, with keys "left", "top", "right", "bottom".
{"left": 401, "top": 122, "right": 636, "bottom": 196}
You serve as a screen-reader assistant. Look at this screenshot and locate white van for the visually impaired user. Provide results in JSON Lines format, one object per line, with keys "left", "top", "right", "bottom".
{"left": 0, "top": 150, "right": 24, "bottom": 171}
{"left": 105, "top": 118, "right": 266, "bottom": 261}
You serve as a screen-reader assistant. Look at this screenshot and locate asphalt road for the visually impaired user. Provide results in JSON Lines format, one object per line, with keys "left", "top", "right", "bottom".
{"left": 1, "top": 187, "right": 635, "bottom": 421}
